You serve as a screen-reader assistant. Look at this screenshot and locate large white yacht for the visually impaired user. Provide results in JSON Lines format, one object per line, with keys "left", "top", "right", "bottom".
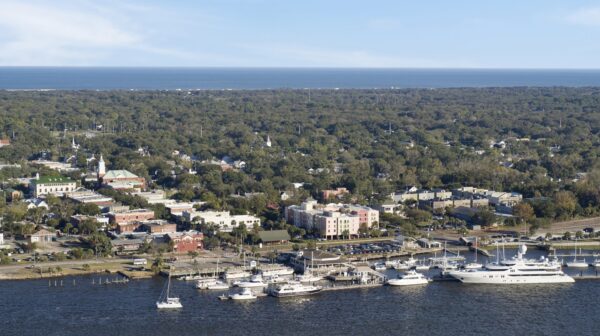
{"left": 233, "top": 274, "right": 267, "bottom": 288}
{"left": 387, "top": 270, "right": 430, "bottom": 286}
{"left": 448, "top": 245, "right": 574, "bottom": 284}
{"left": 270, "top": 283, "right": 323, "bottom": 297}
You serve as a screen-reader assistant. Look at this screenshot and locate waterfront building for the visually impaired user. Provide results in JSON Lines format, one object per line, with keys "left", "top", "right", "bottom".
{"left": 285, "top": 200, "right": 379, "bottom": 239}
{"left": 31, "top": 175, "right": 77, "bottom": 197}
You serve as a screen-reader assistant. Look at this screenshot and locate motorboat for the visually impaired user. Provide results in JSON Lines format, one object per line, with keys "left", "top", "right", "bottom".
{"left": 448, "top": 245, "right": 575, "bottom": 284}
{"left": 387, "top": 270, "right": 430, "bottom": 286}
{"left": 205, "top": 281, "right": 230, "bottom": 290}
{"left": 233, "top": 274, "right": 267, "bottom": 288}
{"left": 270, "top": 283, "right": 322, "bottom": 297}
{"left": 223, "top": 270, "right": 252, "bottom": 280}
{"left": 229, "top": 288, "right": 257, "bottom": 300}
{"left": 372, "top": 262, "right": 387, "bottom": 271}
{"left": 592, "top": 259, "right": 600, "bottom": 268}
{"left": 259, "top": 267, "right": 295, "bottom": 277}
{"left": 462, "top": 262, "right": 483, "bottom": 270}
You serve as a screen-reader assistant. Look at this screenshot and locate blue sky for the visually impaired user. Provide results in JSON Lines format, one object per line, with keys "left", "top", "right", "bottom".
{"left": 1, "top": 0, "right": 600, "bottom": 68}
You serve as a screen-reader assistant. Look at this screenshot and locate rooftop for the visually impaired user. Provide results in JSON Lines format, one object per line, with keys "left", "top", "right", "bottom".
{"left": 33, "top": 176, "right": 74, "bottom": 184}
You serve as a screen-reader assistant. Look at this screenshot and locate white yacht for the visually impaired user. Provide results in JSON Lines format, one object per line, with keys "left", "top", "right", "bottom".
{"left": 259, "top": 267, "right": 295, "bottom": 277}
{"left": 229, "top": 287, "right": 257, "bottom": 300}
{"left": 157, "top": 272, "right": 183, "bottom": 309}
{"left": 295, "top": 272, "right": 324, "bottom": 283}
{"left": 223, "top": 270, "right": 252, "bottom": 280}
{"left": 387, "top": 270, "right": 430, "bottom": 286}
{"left": 197, "top": 280, "right": 230, "bottom": 290}
{"left": 270, "top": 283, "right": 322, "bottom": 297}
{"left": 372, "top": 262, "right": 387, "bottom": 271}
{"left": 234, "top": 274, "right": 267, "bottom": 288}
{"left": 592, "top": 259, "right": 600, "bottom": 268}
{"left": 449, "top": 245, "right": 575, "bottom": 284}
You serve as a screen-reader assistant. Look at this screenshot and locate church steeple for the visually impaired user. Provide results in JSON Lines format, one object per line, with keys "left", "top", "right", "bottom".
{"left": 97, "top": 154, "right": 106, "bottom": 179}
{"left": 266, "top": 135, "right": 272, "bottom": 147}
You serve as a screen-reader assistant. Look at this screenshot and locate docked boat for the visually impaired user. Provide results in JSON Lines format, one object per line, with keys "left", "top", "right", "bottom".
{"left": 233, "top": 274, "right": 267, "bottom": 288}
{"left": 223, "top": 270, "right": 252, "bottom": 280}
{"left": 592, "top": 259, "right": 600, "bottom": 268}
{"left": 295, "top": 271, "right": 324, "bottom": 283}
{"left": 372, "top": 262, "right": 387, "bottom": 271}
{"left": 229, "top": 288, "right": 257, "bottom": 300}
{"left": 157, "top": 272, "right": 183, "bottom": 309}
{"left": 203, "top": 280, "right": 230, "bottom": 290}
{"left": 387, "top": 270, "right": 430, "bottom": 286}
{"left": 259, "top": 267, "right": 295, "bottom": 277}
{"left": 270, "top": 283, "right": 323, "bottom": 297}
{"left": 448, "top": 245, "right": 575, "bottom": 284}
{"left": 565, "top": 247, "right": 588, "bottom": 268}
{"left": 462, "top": 262, "right": 483, "bottom": 270}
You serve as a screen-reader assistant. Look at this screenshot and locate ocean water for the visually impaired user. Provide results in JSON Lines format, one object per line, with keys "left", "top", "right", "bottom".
{"left": 2, "top": 67, "right": 600, "bottom": 90}
{"left": 2, "top": 250, "right": 600, "bottom": 336}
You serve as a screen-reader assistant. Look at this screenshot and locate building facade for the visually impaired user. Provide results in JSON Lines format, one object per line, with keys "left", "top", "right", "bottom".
{"left": 31, "top": 176, "right": 77, "bottom": 197}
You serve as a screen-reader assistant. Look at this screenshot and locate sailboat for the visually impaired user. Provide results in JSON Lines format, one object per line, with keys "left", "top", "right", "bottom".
{"left": 295, "top": 252, "right": 324, "bottom": 283}
{"left": 565, "top": 245, "right": 588, "bottom": 268}
{"left": 157, "top": 269, "right": 182, "bottom": 309}
{"left": 463, "top": 237, "right": 483, "bottom": 269}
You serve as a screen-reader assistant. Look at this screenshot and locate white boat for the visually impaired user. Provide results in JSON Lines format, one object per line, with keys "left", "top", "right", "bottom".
{"left": 463, "top": 237, "right": 484, "bottom": 269}
{"left": 234, "top": 274, "right": 267, "bottom": 288}
{"left": 224, "top": 270, "right": 252, "bottom": 280}
{"left": 295, "top": 273, "right": 324, "bottom": 283}
{"left": 385, "top": 259, "right": 400, "bottom": 268}
{"left": 387, "top": 270, "right": 430, "bottom": 286}
{"left": 259, "top": 267, "right": 295, "bottom": 277}
{"left": 265, "top": 274, "right": 289, "bottom": 284}
{"left": 157, "top": 271, "right": 183, "bottom": 309}
{"left": 592, "top": 259, "right": 600, "bottom": 268}
{"left": 393, "top": 263, "right": 411, "bottom": 271}
{"left": 229, "top": 287, "right": 257, "bottom": 300}
{"left": 270, "top": 283, "right": 322, "bottom": 297}
{"left": 565, "top": 246, "right": 588, "bottom": 268}
{"left": 205, "top": 280, "right": 230, "bottom": 290}
{"left": 448, "top": 245, "right": 575, "bottom": 284}
{"left": 372, "top": 262, "right": 387, "bottom": 271}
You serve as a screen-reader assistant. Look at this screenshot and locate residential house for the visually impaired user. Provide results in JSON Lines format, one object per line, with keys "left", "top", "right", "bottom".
{"left": 29, "top": 229, "right": 55, "bottom": 244}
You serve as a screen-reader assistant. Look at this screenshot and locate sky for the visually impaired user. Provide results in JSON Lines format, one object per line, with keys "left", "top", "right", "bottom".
{"left": 1, "top": 0, "right": 600, "bottom": 68}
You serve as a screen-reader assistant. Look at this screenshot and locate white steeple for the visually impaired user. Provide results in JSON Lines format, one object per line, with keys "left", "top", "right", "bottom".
{"left": 97, "top": 154, "right": 106, "bottom": 178}
{"left": 71, "top": 136, "right": 79, "bottom": 150}
{"left": 266, "top": 135, "right": 272, "bottom": 147}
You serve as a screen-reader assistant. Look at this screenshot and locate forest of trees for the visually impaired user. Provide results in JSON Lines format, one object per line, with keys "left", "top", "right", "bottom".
{"left": 1, "top": 88, "right": 600, "bottom": 232}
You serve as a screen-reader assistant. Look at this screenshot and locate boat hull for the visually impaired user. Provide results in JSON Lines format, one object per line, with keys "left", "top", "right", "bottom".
{"left": 156, "top": 301, "right": 182, "bottom": 309}
{"left": 271, "top": 288, "right": 322, "bottom": 297}
{"left": 387, "top": 279, "right": 429, "bottom": 286}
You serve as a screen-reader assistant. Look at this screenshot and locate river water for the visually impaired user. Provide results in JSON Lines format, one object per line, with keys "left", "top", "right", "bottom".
{"left": 2, "top": 250, "right": 599, "bottom": 336}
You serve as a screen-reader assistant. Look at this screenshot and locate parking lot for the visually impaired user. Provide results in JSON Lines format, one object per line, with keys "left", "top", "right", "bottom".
{"left": 326, "top": 241, "right": 404, "bottom": 256}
